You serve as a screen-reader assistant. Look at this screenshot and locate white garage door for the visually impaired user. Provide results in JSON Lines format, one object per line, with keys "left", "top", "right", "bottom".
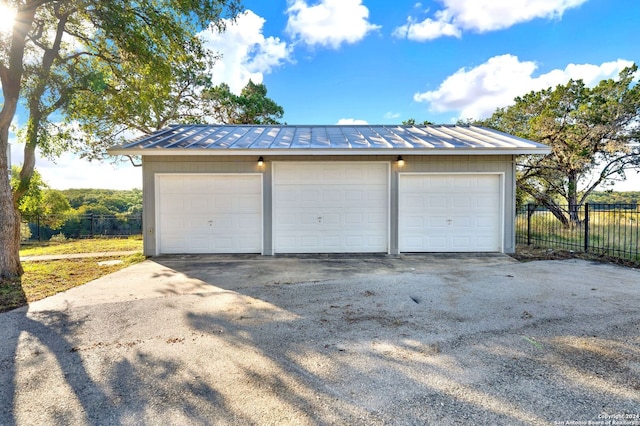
{"left": 274, "top": 162, "right": 389, "bottom": 253}
{"left": 156, "top": 174, "right": 262, "bottom": 254}
{"left": 399, "top": 174, "right": 502, "bottom": 252}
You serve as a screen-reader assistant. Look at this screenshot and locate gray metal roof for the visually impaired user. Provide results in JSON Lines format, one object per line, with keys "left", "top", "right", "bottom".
{"left": 108, "top": 124, "right": 550, "bottom": 156}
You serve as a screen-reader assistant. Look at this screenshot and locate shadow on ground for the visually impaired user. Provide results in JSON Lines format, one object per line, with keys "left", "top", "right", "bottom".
{"left": 1, "top": 255, "right": 639, "bottom": 424}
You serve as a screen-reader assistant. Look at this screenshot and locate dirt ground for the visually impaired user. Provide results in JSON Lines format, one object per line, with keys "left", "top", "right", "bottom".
{"left": 1, "top": 254, "right": 639, "bottom": 425}
{"left": 511, "top": 244, "right": 640, "bottom": 269}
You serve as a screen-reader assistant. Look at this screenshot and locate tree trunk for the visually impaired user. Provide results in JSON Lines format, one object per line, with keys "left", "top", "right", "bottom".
{"left": 545, "top": 202, "right": 571, "bottom": 228}
{"left": 0, "top": 138, "right": 23, "bottom": 278}
{"left": 0, "top": 4, "right": 37, "bottom": 278}
{"left": 518, "top": 180, "right": 571, "bottom": 228}
{"left": 14, "top": 113, "right": 40, "bottom": 202}
{"left": 567, "top": 171, "right": 581, "bottom": 226}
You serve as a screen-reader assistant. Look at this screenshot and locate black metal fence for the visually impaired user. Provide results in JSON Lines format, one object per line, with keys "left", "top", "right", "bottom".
{"left": 22, "top": 213, "right": 143, "bottom": 241}
{"left": 516, "top": 203, "right": 640, "bottom": 262}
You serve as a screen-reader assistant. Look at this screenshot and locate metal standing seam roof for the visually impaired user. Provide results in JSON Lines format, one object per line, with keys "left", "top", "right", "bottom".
{"left": 107, "top": 124, "right": 551, "bottom": 156}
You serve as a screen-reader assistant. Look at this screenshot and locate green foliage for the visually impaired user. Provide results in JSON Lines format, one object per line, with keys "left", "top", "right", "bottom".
{"left": 402, "top": 118, "right": 434, "bottom": 125}
{"left": 0, "top": 0, "right": 242, "bottom": 277}
{"left": 10, "top": 166, "right": 71, "bottom": 228}
{"left": 479, "top": 65, "right": 640, "bottom": 226}
{"left": 62, "top": 188, "right": 142, "bottom": 215}
{"left": 585, "top": 191, "right": 640, "bottom": 205}
{"left": 10, "top": 166, "right": 46, "bottom": 216}
{"left": 204, "top": 80, "right": 284, "bottom": 125}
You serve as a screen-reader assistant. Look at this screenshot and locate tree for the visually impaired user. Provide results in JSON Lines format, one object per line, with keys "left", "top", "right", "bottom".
{"left": 0, "top": 0, "right": 242, "bottom": 278}
{"left": 204, "top": 80, "right": 284, "bottom": 125}
{"left": 479, "top": 66, "right": 640, "bottom": 227}
{"left": 66, "top": 69, "right": 283, "bottom": 159}
{"left": 62, "top": 188, "right": 142, "bottom": 214}
{"left": 402, "top": 118, "right": 434, "bottom": 125}
{"left": 10, "top": 166, "right": 71, "bottom": 229}
{"left": 65, "top": 47, "right": 217, "bottom": 153}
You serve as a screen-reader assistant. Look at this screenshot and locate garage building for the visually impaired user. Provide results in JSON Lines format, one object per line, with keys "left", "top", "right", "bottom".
{"left": 108, "top": 124, "right": 550, "bottom": 256}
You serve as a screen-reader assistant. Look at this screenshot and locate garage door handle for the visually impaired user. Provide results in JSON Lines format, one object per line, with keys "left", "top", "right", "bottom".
{"left": 317, "top": 216, "right": 323, "bottom": 223}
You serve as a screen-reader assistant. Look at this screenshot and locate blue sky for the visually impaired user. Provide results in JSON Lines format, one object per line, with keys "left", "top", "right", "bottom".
{"left": 10, "top": 0, "right": 640, "bottom": 189}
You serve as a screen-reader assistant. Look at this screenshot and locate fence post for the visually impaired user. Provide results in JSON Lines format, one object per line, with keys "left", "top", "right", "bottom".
{"left": 527, "top": 203, "right": 535, "bottom": 246}
{"left": 90, "top": 213, "right": 94, "bottom": 238}
{"left": 584, "top": 203, "right": 590, "bottom": 253}
{"left": 37, "top": 214, "right": 41, "bottom": 242}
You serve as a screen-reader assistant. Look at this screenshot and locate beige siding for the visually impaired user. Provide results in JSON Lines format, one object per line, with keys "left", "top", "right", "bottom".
{"left": 142, "top": 155, "right": 516, "bottom": 255}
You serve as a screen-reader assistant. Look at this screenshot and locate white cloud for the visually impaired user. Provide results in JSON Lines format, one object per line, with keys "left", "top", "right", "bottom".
{"left": 199, "top": 10, "right": 291, "bottom": 93}
{"left": 286, "top": 0, "right": 381, "bottom": 49}
{"left": 337, "top": 118, "right": 368, "bottom": 125}
{"left": 384, "top": 112, "right": 401, "bottom": 120}
{"left": 394, "top": 0, "right": 587, "bottom": 41}
{"left": 414, "top": 55, "right": 634, "bottom": 119}
{"left": 10, "top": 143, "right": 141, "bottom": 190}
{"left": 393, "top": 16, "right": 461, "bottom": 41}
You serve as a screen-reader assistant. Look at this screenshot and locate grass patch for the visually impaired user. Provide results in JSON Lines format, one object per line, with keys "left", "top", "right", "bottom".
{"left": 20, "top": 236, "right": 143, "bottom": 257}
{"left": 0, "top": 253, "right": 146, "bottom": 313}
{"left": 511, "top": 244, "right": 640, "bottom": 269}
{"left": 516, "top": 208, "right": 639, "bottom": 263}
{"left": 0, "top": 278, "right": 27, "bottom": 313}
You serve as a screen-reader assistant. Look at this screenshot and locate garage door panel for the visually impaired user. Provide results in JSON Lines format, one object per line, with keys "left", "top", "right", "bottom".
{"left": 297, "top": 213, "right": 318, "bottom": 226}
{"left": 400, "top": 174, "right": 502, "bottom": 252}
{"left": 368, "top": 213, "right": 387, "bottom": 225}
{"left": 157, "top": 174, "right": 262, "bottom": 254}
{"left": 344, "top": 190, "right": 363, "bottom": 202}
{"left": 426, "top": 176, "right": 448, "bottom": 190}
{"left": 276, "top": 189, "right": 298, "bottom": 203}
{"left": 452, "top": 197, "right": 471, "bottom": 208}
{"left": 274, "top": 162, "right": 388, "bottom": 253}
{"left": 452, "top": 216, "right": 472, "bottom": 228}
{"left": 429, "top": 236, "right": 447, "bottom": 249}
{"left": 453, "top": 178, "right": 472, "bottom": 190}
{"left": 323, "top": 213, "right": 341, "bottom": 225}
{"left": 477, "top": 216, "right": 496, "bottom": 227}
{"left": 402, "top": 196, "right": 424, "bottom": 209}
{"left": 367, "top": 189, "right": 387, "bottom": 202}
{"left": 452, "top": 236, "right": 472, "bottom": 248}
{"left": 301, "top": 191, "right": 320, "bottom": 202}
{"left": 302, "top": 235, "right": 321, "bottom": 248}
{"left": 429, "top": 196, "right": 447, "bottom": 208}
{"left": 322, "top": 190, "right": 341, "bottom": 202}
{"left": 231, "top": 196, "right": 262, "bottom": 212}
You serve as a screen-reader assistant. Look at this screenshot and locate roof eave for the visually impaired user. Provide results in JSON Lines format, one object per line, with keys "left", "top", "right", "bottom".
{"left": 107, "top": 148, "right": 552, "bottom": 157}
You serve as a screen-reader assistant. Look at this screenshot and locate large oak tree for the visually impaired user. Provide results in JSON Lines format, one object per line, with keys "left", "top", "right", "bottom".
{"left": 479, "top": 66, "right": 640, "bottom": 227}
{"left": 0, "top": 0, "right": 242, "bottom": 278}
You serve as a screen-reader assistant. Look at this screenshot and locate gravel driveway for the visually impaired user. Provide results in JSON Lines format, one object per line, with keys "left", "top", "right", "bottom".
{"left": 1, "top": 254, "right": 639, "bottom": 425}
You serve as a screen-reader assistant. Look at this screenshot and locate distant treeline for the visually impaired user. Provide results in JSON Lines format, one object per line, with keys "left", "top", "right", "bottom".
{"left": 585, "top": 191, "right": 640, "bottom": 205}
{"left": 61, "top": 188, "right": 142, "bottom": 216}
{"left": 22, "top": 188, "right": 143, "bottom": 241}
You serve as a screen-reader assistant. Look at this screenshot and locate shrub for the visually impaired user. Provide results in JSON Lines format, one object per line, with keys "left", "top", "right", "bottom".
{"left": 49, "top": 232, "right": 68, "bottom": 243}
{"left": 20, "top": 222, "right": 32, "bottom": 241}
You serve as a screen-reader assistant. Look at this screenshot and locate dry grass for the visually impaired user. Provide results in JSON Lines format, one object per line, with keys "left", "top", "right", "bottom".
{"left": 21, "top": 253, "right": 146, "bottom": 302}
{"left": 511, "top": 244, "right": 640, "bottom": 269}
{"left": 516, "top": 209, "right": 639, "bottom": 262}
{"left": 2, "top": 240, "right": 145, "bottom": 313}
{"left": 19, "top": 236, "right": 143, "bottom": 257}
